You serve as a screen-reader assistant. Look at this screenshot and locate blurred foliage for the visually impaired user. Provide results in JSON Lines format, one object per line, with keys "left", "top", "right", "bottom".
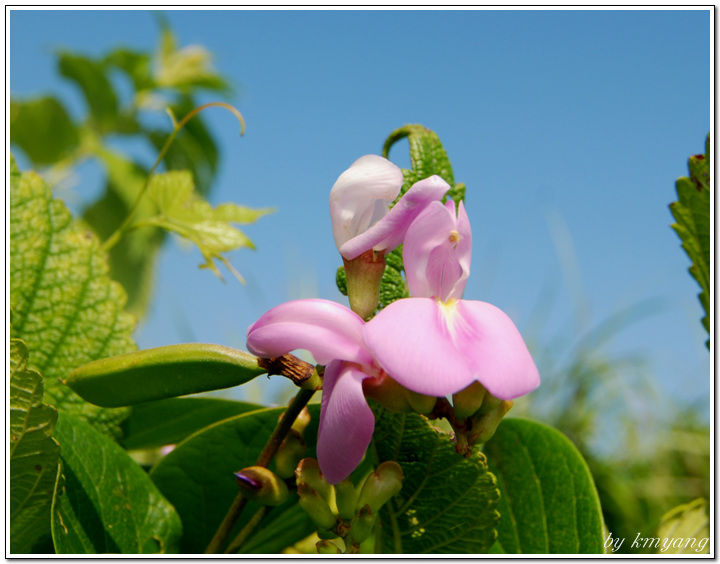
{"left": 10, "top": 19, "right": 237, "bottom": 319}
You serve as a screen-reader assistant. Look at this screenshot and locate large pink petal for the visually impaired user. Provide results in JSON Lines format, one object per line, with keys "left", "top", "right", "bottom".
{"left": 452, "top": 300, "right": 540, "bottom": 400}
{"left": 246, "top": 299, "right": 372, "bottom": 366}
{"left": 404, "top": 200, "right": 472, "bottom": 301}
{"left": 364, "top": 298, "right": 477, "bottom": 396}
{"left": 317, "top": 360, "right": 375, "bottom": 484}
{"left": 339, "top": 175, "right": 449, "bottom": 260}
{"left": 330, "top": 155, "right": 403, "bottom": 251}
{"left": 365, "top": 297, "right": 540, "bottom": 400}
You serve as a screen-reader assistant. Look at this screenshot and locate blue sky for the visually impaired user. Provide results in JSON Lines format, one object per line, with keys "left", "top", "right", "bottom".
{"left": 10, "top": 9, "right": 711, "bottom": 412}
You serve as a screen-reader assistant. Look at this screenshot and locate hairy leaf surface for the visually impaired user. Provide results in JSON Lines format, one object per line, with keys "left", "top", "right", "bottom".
{"left": 10, "top": 156, "right": 136, "bottom": 436}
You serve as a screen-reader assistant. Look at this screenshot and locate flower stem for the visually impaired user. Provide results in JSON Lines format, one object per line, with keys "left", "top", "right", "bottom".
{"left": 224, "top": 506, "right": 269, "bottom": 554}
{"left": 101, "top": 102, "right": 245, "bottom": 253}
{"left": 204, "top": 386, "right": 316, "bottom": 553}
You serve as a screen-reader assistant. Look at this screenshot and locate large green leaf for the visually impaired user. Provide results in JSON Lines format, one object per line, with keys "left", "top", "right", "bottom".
{"left": 9, "top": 96, "right": 80, "bottom": 166}
{"left": 51, "top": 412, "right": 182, "bottom": 554}
{"left": 9, "top": 338, "right": 62, "bottom": 554}
{"left": 669, "top": 134, "right": 710, "bottom": 343}
{"left": 120, "top": 397, "right": 262, "bottom": 451}
{"left": 372, "top": 407, "right": 500, "bottom": 554}
{"left": 150, "top": 405, "right": 321, "bottom": 553}
{"left": 483, "top": 418, "right": 604, "bottom": 554}
{"left": 10, "top": 156, "right": 136, "bottom": 436}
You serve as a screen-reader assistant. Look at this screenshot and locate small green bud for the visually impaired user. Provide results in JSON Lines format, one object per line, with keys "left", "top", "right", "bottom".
{"left": 274, "top": 429, "right": 307, "bottom": 479}
{"left": 334, "top": 476, "right": 357, "bottom": 521}
{"left": 295, "top": 458, "right": 332, "bottom": 502}
{"left": 467, "top": 399, "right": 513, "bottom": 445}
{"left": 316, "top": 540, "right": 343, "bottom": 554}
{"left": 356, "top": 461, "right": 404, "bottom": 513}
{"left": 297, "top": 482, "right": 338, "bottom": 530}
{"left": 343, "top": 250, "right": 386, "bottom": 320}
{"left": 407, "top": 390, "right": 437, "bottom": 415}
{"left": 349, "top": 504, "right": 375, "bottom": 545}
{"left": 234, "top": 466, "right": 289, "bottom": 506}
{"left": 452, "top": 381, "right": 488, "bottom": 420}
{"left": 363, "top": 372, "right": 414, "bottom": 412}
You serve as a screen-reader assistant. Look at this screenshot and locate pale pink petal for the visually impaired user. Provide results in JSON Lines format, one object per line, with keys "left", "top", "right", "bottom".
{"left": 364, "top": 298, "right": 477, "bottom": 396}
{"left": 339, "top": 175, "right": 450, "bottom": 260}
{"left": 404, "top": 200, "right": 471, "bottom": 301}
{"left": 451, "top": 300, "right": 540, "bottom": 400}
{"left": 317, "top": 360, "right": 375, "bottom": 484}
{"left": 330, "top": 155, "right": 403, "bottom": 252}
{"left": 365, "top": 297, "right": 539, "bottom": 400}
{"left": 246, "top": 299, "right": 372, "bottom": 366}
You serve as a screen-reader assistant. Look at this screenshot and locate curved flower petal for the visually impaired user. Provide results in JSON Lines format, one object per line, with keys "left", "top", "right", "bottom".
{"left": 404, "top": 200, "right": 471, "bottom": 301}
{"left": 365, "top": 297, "right": 539, "bottom": 399}
{"left": 317, "top": 360, "right": 375, "bottom": 484}
{"left": 339, "top": 175, "right": 450, "bottom": 260}
{"left": 364, "top": 297, "right": 477, "bottom": 396}
{"left": 246, "top": 299, "right": 372, "bottom": 366}
{"left": 451, "top": 300, "right": 540, "bottom": 400}
{"left": 330, "top": 155, "right": 403, "bottom": 252}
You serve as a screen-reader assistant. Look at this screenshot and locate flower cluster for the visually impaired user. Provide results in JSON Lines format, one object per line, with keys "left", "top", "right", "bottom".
{"left": 247, "top": 155, "right": 539, "bottom": 484}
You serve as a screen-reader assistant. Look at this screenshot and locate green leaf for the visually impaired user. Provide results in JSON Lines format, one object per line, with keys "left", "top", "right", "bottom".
{"left": 82, "top": 149, "right": 164, "bottom": 320}
{"left": 372, "top": 406, "right": 500, "bottom": 554}
{"left": 150, "top": 405, "right": 321, "bottom": 553}
{"left": 58, "top": 51, "right": 119, "bottom": 133}
{"left": 120, "top": 397, "right": 262, "bottom": 451}
{"left": 10, "top": 156, "right": 136, "bottom": 437}
{"left": 141, "top": 170, "right": 272, "bottom": 281}
{"left": 51, "top": 412, "right": 183, "bottom": 554}
{"left": 63, "top": 344, "right": 266, "bottom": 408}
{"left": 382, "top": 124, "right": 465, "bottom": 205}
{"left": 656, "top": 498, "right": 709, "bottom": 554}
{"left": 10, "top": 96, "right": 80, "bottom": 166}
{"left": 669, "top": 134, "right": 710, "bottom": 343}
{"left": 483, "top": 418, "right": 604, "bottom": 554}
{"left": 105, "top": 48, "right": 155, "bottom": 93}
{"left": 378, "top": 246, "right": 409, "bottom": 310}
{"left": 10, "top": 338, "right": 62, "bottom": 554}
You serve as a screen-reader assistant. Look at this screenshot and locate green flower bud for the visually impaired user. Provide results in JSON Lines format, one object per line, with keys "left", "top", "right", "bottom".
{"left": 407, "top": 389, "right": 437, "bottom": 415}
{"left": 343, "top": 250, "right": 386, "bottom": 320}
{"left": 274, "top": 429, "right": 307, "bottom": 479}
{"left": 295, "top": 458, "right": 332, "bottom": 502}
{"left": 334, "top": 476, "right": 357, "bottom": 521}
{"left": 467, "top": 399, "right": 513, "bottom": 445}
{"left": 452, "top": 380, "right": 488, "bottom": 420}
{"left": 349, "top": 504, "right": 375, "bottom": 546}
{"left": 356, "top": 461, "right": 404, "bottom": 513}
{"left": 234, "top": 466, "right": 289, "bottom": 506}
{"left": 316, "top": 540, "right": 343, "bottom": 554}
{"left": 297, "top": 482, "right": 338, "bottom": 530}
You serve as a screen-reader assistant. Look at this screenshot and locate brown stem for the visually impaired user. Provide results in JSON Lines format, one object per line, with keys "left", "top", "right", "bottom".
{"left": 204, "top": 387, "right": 316, "bottom": 553}
{"left": 224, "top": 506, "right": 269, "bottom": 554}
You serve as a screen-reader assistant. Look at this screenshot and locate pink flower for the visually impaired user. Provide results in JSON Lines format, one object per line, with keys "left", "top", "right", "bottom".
{"left": 247, "top": 299, "right": 380, "bottom": 484}
{"left": 364, "top": 200, "right": 540, "bottom": 400}
{"left": 329, "top": 155, "right": 449, "bottom": 259}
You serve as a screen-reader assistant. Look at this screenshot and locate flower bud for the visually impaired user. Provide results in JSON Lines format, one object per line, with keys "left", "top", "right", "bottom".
{"left": 297, "top": 482, "right": 338, "bottom": 530}
{"left": 452, "top": 381, "right": 487, "bottom": 420}
{"left": 295, "top": 458, "right": 332, "bottom": 502}
{"left": 343, "top": 250, "right": 386, "bottom": 320}
{"left": 334, "top": 476, "right": 357, "bottom": 521}
{"left": 467, "top": 400, "right": 513, "bottom": 445}
{"left": 349, "top": 504, "right": 375, "bottom": 546}
{"left": 274, "top": 429, "right": 307, "bottom": 479}
{"left": 407, "top": 390, "right": 437, "bottom": 415}
{"left": 234, "top": 466, "right": 289, "bottom": 506}
{"left": 316, "top": 540, "right": 343, "bottom": 554}
{"left": 356, "top": 461, "right": 404, "bottom": 513}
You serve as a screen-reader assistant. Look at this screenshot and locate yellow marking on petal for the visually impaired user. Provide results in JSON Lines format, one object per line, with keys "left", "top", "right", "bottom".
{"left": 448, "top": 230, "right": 461, "bottom": 246}
{"left": 436, "top": 298, "right": 460, "bottom": 342}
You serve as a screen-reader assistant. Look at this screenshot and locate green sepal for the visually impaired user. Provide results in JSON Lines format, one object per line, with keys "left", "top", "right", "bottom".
{"left": 63, "top": 344, "right": 266, "bottom": 407}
